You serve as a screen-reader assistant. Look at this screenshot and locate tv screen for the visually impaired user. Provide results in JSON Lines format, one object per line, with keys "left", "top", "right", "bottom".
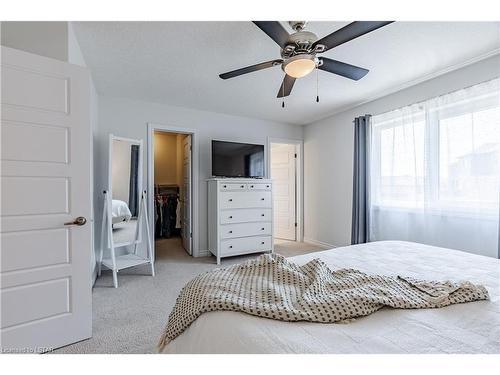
{"left": 212, "top": 140, "right": 265, "bottom": 178}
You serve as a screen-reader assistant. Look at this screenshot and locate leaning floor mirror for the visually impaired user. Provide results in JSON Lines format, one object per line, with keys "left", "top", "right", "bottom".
{"left": 98, "top": 134, "right": 154, "bottom": 288}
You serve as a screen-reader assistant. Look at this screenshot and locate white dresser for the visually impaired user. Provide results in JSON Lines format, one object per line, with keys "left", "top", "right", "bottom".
{"left": 208, "top": 178, "right": 274, "bottom": 264}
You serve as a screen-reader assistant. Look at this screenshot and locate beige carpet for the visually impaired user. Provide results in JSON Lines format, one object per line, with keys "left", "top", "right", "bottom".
{"left": 53, "top": 238, "right": 325, "bottom": 354}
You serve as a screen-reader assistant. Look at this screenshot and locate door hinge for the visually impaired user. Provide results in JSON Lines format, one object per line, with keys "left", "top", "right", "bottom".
{"left": 294, "top": 153, "right": 297, "bottom": 158}
{"left": 190, "top": 232, "right": 192, "bottom": 238}
{"left": 294, "top": 223, "right": 297, "bottom": 227}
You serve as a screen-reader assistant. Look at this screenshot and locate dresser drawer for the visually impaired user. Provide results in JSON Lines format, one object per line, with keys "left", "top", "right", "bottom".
{"left": 220, "top": 191, "right": 272, "bottom": 209}
{"left": 220, "top": 236, "right": 272, "bottom": 256}
{"left": 220, "top": 183, "right": 247, "bottom": 191}
{"left": 220, "top": 222, "right": 272, "bottom": 239}
{"left": 220, "top": 208, "right": 272, "bottom": 224}
{"left": 248, "top": 182, "right": 272, "bottom": 190}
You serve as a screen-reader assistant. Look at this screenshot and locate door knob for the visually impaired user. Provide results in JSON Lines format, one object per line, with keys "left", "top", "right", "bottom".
{"left": 64, "top": 216, "right": 87, "bottom": 226}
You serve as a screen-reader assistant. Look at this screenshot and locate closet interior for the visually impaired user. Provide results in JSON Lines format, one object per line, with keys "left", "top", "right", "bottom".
{"left": 153, "top": 130, "right": 191, "bottom": 255}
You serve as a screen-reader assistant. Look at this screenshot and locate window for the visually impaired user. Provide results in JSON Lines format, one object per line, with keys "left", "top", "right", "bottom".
{"left": 369, "top": 78, "right": 500, "bottom": 258}
{"left": 371, "top": 79, "right": 500, "bottom": 216}
{"left": 372, "top": 111, "right": 425, "bottom": 208}
{"left": 438, "top": 106, "right": 500, "bottom": 211}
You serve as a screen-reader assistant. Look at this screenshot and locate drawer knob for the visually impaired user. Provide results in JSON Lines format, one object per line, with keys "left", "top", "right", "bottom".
{"left": 229, "top": 198, "right": 233, "bottom": 202}
{"left": 240, "top": 185, "right": 244, "bottom": 188}
{"left": 229, "top": 216, "right": 233, "bottom": 219}
{"left": 261, "top": 214, "right": 265, "bottom": 216}
{"left": 261, "top": 228, "right": 265, "bottom": 230}
{"left": 261, "top": 198, "right": 265, "bottom": 201}
{"left": 229, "top": 230, "right": 233, "bottom": 233}
{"left": 223, "top": 185, "right": 227, "bottom": 188}
{"left": 261, "top": 241, "right": 265, "bottom": 245}
{"left": 266, "top": 185, "right": 269, "bottom": 188}
{"left": 229, "top": 245, "right": 233, "bottom": 248}
{"left": 250, "top": 185, "right": 254, "bottom": 188}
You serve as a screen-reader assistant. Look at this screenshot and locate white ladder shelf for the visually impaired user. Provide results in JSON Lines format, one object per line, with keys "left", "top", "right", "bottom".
{"left": 98, "top": 190, "right": 155, "bottom": 288}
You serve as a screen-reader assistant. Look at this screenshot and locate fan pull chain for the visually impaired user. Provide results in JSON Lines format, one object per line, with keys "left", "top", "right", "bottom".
{"left": 316, "top": 65, "right": 320, "bottom": 103}
{"left": 282, "top": 79, "right": 285, "bottom": 108}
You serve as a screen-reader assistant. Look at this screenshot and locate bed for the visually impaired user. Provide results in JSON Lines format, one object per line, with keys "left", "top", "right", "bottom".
{"left": 162, "top": 241, "right": 500, "bottom": 354}
{"left": 111, "top": 199, "right": 132, "bottom": 225}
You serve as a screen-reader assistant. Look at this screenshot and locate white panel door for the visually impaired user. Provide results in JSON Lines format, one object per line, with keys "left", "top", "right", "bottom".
{"left": 0, "top": 46, "right": 92, "bottom": 352}
{"left": 271, "top": 143, "right": 297, "bottom": 241}
{"left": 181, "top": 135, "right": 192, "bottom": 255}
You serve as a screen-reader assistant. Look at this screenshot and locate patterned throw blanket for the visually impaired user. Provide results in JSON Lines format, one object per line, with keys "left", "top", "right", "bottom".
{"left": 158, "top": 253, "right": 489, "bottom": 350}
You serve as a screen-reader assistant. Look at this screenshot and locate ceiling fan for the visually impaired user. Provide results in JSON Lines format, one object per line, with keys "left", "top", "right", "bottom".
{"left": 219, "top": 21, "right": 394, "bottom": 99}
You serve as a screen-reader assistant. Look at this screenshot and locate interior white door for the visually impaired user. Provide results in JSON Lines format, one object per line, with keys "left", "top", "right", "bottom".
{"left": 181, "top": 135, "right": 192, "bottom": 255}
{"left": 271, "top": 143, "right": 297, "bottom": 241}
{"left": 0, "top": 47, "right": 92, "bottom": 352}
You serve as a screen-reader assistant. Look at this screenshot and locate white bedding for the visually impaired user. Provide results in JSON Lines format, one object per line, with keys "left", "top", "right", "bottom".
{"left": 163, "top": 241, "right": 500, "bottom": 354}
{"left": 111, "top": 199, "right": 132, "bottom": 224}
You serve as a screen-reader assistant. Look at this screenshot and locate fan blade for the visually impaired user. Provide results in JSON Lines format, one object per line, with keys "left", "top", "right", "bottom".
{"left": 313, "top": 21, "right": 393, "bottom": 52}
{"left": 219, "top": 59, "right": 282, "bottom": 80}
{"left": 319, "top": 57, "right": 369, "bottom": 80}
{"left": 277, "top": 74, "right": 296, "bottom": 98}
{"left": 253, "top": 21, "right": 289, "bottom": 48}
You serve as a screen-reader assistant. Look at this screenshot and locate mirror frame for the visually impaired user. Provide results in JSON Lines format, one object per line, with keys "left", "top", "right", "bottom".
{"left": 108, "top": 134, "right": 144, "bottom": 247}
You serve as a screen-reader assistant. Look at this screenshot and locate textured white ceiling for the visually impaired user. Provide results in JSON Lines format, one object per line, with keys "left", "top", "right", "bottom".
{"left": 73, "top": 21, "right": 500, "bottom": 125}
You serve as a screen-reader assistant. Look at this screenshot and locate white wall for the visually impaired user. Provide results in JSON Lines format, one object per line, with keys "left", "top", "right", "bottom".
{"left": 304, "top": 54, "right": 500, "bottom": 248}
{"left": 1, "top": 21, "right": 69, "bottom": 61}
{"left": 96, "top": 96, "right": 303, "bottom": 256}
{"left": 67, "top": 22, "right": 87, "bottom": 67}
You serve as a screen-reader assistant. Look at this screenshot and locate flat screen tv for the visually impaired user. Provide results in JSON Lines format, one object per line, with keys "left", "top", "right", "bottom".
{"left": 211, "top": 140, "right": 265, "bottom": 178}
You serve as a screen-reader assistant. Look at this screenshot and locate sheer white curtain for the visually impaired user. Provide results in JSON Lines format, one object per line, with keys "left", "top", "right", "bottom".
{"left": 369, "top": 78, "right": 500, "bottom": 258}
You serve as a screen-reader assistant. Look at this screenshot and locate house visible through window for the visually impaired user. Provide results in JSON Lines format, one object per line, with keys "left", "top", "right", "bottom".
{"left": 438, "top": 106, "right": 500, "bottom": 212}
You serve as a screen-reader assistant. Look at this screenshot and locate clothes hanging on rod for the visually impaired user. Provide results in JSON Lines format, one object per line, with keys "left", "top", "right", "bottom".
{"left": 154, "top": 184, "right": 180, "bottom": 239}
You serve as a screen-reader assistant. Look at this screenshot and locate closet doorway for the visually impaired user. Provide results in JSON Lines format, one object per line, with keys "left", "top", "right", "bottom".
{"left": 148, "top": 126, "right": 196, "bottom": 259}
{"left": 268, "top": 138, "right": 303, "bottom": 242}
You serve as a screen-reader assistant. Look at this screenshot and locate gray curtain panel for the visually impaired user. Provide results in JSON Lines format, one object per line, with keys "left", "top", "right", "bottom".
{"left": 128, "top": 144, "right": 140, "bottom": 217}
{"left": 351, "top": 115, "right": 371, "bottom": 245}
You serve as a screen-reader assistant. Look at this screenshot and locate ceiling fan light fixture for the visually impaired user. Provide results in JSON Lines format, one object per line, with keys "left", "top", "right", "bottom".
{"left": 283, "top": 54, "right": 316, "bottom": 78}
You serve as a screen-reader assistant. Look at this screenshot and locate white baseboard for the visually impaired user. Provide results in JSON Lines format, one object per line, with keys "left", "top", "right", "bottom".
{"left": 303, "top": 237, "right": 337, "bottom": 249}
{"left": 195, "top": 250, "right": 211, "bottom": 257}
